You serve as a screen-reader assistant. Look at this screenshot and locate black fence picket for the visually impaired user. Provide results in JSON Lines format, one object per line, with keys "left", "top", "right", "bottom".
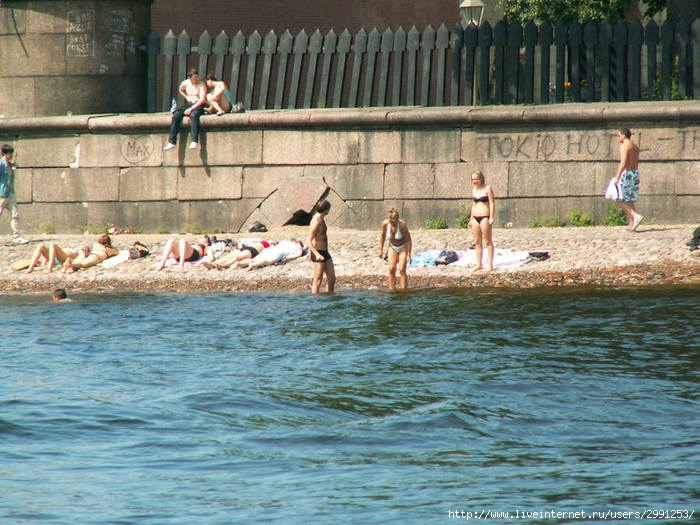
{"left": 146, "top": 19, "right": 700, "bottom": 112}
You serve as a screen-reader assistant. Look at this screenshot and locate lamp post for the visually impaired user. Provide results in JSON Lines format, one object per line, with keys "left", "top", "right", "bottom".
{"left": 459, "top": 0, "right": 486, "bottom": 27}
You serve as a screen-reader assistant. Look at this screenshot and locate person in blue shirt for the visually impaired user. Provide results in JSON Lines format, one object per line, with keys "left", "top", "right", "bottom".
{"left": 0, "top": 144, "right": 28, "bottom": 244}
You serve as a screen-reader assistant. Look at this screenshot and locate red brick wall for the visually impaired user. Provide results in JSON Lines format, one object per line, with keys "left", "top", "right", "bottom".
{"left": 151, "top": 0, "right": 460, "bottom": 37}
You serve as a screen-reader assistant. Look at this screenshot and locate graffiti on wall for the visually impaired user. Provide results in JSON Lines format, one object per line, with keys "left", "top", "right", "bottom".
{"left": 473, "top": 129, "right": 700, "bottom": 160}
{"left": 121, "top": 136, "right": 154, "bottom": 164}
{"left": 66, "top": 8, "right": 136, "bottom": 59}
{"left": 106, "top": 9, "right": 135, "bottom": 57}
{"left": 66, "top": 9, "right": 95, "bottom": 57}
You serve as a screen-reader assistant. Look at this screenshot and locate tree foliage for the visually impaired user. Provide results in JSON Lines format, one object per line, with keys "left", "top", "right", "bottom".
{"left": 496, "top": 0, "right": 668, "bottom": 25}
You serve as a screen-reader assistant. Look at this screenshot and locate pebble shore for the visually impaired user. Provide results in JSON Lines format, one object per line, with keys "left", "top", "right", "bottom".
{"left": 1, "top": 223, "right": 698, "bottom": 296}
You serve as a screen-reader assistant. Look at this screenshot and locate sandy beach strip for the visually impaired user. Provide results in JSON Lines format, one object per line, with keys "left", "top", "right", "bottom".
{"left": 1, "top": 224, "right": 698, "bottom": 295}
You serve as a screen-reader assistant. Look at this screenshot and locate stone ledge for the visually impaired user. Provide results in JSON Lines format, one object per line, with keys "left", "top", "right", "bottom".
{"left": 1, "top": 101, "right": 698, "bottom": 133}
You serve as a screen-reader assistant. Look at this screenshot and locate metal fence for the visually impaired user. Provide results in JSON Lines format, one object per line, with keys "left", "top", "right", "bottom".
{"left": 145, "top": 19, "right": 700, "bottom": 112}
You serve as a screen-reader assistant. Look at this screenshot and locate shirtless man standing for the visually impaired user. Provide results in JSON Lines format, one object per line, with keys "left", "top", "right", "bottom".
{"left": 164, "top": 69, "right": 207, "bottom": 150}
{"left": 308, "top": 200, "right": 336, "bottom": 295}
{"left": 614, "top": 128, "right": 644, "bottom": 231}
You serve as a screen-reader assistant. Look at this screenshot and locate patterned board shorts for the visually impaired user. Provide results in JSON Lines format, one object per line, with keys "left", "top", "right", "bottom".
{"left": 619, "top": 169, "right": 640, "bottom": 202}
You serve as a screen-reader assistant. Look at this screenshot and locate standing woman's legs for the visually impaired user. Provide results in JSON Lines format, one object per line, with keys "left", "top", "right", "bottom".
{"left": 387, "top": 247, "right": 399, "bottom": 290}
{"left": 482, "top": 220, "right": 494, "bottom": 270}
{"left": 472, "top": 221, "right": 484, "bottom": 270}
{"left": 397, "top": 249, "right": 409, "bottom": 290}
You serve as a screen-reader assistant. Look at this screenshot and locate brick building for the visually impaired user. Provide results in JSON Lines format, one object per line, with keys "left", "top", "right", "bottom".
{"left": 150, "top": 0, "right": 697, "bottom": 37}
{"left": 150, "top": 0, "right": 500, "bottom": 36}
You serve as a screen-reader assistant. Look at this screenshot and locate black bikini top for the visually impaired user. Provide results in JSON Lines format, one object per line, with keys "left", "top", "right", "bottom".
{"left": 473, "top": 195, "right": 489, "bottom": 203}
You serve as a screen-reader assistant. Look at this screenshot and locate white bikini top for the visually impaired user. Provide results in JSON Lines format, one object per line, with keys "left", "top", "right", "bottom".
{"left": 386, "top": 223, "right": 403, "bottom": 241}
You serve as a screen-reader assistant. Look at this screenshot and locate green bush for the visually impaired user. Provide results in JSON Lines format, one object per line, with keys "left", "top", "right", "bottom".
{"left": 424, "top": 216, "right": 448, "bottom": 230}
{"left": 181, "top": 222, "right": 204, "bottom": 234}
{"left": 37, "top": 222, "right": 55, "bottom": 235}
{"left": 602, "top": 206, "right": 627, "bottom": 226}
{"left": 80, "top": 224, "right": 107, "bottom": 235}
{"left": 531, "top": 215, "right": 566, "bottom": 228}
{"left": 456, "top": 210, "right": 470, "bottom": 229}
{"left": 568, "top": 209, "right": 595, "bottom": 227}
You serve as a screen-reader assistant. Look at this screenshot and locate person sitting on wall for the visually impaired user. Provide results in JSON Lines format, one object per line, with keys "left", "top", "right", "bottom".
{"left": 164, "top": 69, "right": 208, "bottom": 151}
{"left": 204, "top": 73, "right": 233, "bottom": 116}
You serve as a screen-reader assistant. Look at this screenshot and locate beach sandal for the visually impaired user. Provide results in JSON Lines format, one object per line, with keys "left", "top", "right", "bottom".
{"left": 631, "top": 215, "right": 644, "bottom": 231}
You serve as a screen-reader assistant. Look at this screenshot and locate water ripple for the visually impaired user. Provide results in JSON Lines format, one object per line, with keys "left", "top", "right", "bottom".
{"left": 0, "top": 287, "right": 698, "bottom": 523}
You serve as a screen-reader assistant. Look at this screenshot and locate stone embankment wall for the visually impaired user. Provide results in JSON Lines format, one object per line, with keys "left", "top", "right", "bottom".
{"left": 0, "top": 0, "right": 150, "bottom": 118}
{"left": 0, "top": 102, "right": 698, "bottom": 234}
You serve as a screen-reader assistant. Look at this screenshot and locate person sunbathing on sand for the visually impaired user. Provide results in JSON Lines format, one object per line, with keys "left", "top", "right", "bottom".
{"left": 203, "top": 240, "right": 273, "bottom": 270}
{"left": 238, "top": 239, "right": 305, "bottom": 271}
{"left": 26, "top": 243, "right": 89, "bottom": 274}
{"left": 156, "top": 235, "right": 212, "bottom": 271}
{"left": 64, "top": 234, "right": 119, "bottom": 272}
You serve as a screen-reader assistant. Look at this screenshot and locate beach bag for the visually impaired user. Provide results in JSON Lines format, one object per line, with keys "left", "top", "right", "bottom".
{"left": 128, "top": 241, "right": 150, "bottom": 259}
{"left": 605, "top": 178, "right": 620, "bottom": 200}
{"left": 232, "top": 102, "right": 245, "bottom": 113}
{"left": 435, "top": 250, "right": 458, "bottom": 265}
{"left": 248, "top": 220, "right": 268, "bottom": 233}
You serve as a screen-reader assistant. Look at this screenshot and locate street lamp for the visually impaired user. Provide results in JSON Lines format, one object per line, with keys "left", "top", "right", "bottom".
{"left": 459, "top": 0, "right": 486, "bottom": 27}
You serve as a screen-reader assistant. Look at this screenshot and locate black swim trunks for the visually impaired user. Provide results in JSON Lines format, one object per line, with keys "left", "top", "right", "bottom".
{"left": 185, "top": 248, "right": 202, "bottom": 262}
{"left": 241, "top": 245, "right": 259, "bottom": 258}
{"left": 310, "top": 249, "right": 332, "bottom": 262}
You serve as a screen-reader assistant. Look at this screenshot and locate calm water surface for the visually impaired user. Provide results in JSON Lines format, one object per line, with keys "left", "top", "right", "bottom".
{"left": 1, "top": 287, "right": 698, "bottom": 524}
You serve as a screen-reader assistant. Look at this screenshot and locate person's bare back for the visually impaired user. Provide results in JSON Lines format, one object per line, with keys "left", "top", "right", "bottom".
{"left": 620, "top": 139, "right": 639, "bottom": 171}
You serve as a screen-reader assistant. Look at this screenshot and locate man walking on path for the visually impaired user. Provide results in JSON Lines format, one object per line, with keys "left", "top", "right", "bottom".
{"left": 0, "top": 144, "right": 28, "bottom": 244}
{"left": 614, "top": 128, "right": 644, "bottom": 231}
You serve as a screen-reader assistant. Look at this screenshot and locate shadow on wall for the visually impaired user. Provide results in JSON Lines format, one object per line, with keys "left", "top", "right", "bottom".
{"left": 243, "top": 179, "right": 340, "bottom": 230}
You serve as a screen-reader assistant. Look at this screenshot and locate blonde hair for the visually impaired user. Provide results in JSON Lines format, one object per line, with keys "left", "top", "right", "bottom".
{"left": 388, "top": 207, "right": 399, "bottom": 221}
{"left": 472, "top": 170, "right": 485, "bottom": 185}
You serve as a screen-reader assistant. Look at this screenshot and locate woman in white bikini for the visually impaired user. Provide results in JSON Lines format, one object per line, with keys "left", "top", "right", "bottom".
{"left": 469, "top": 170, "right": 495, "bottom": 271}
{"left": 379, "top": 207, "right": 412, "bottom": 290}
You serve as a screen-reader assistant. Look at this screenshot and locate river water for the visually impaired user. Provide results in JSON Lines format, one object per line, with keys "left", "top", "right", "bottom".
{"left": 1, "top": 287, "right": 698, "bottom": 524}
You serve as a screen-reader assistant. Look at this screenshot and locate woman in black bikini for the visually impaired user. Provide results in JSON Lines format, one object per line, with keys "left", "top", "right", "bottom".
{"left": 469, "top": 170, "right": 495, "bottom": 271}
{"left": 156, "top": 235, "right": 211, "bottom": 271}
